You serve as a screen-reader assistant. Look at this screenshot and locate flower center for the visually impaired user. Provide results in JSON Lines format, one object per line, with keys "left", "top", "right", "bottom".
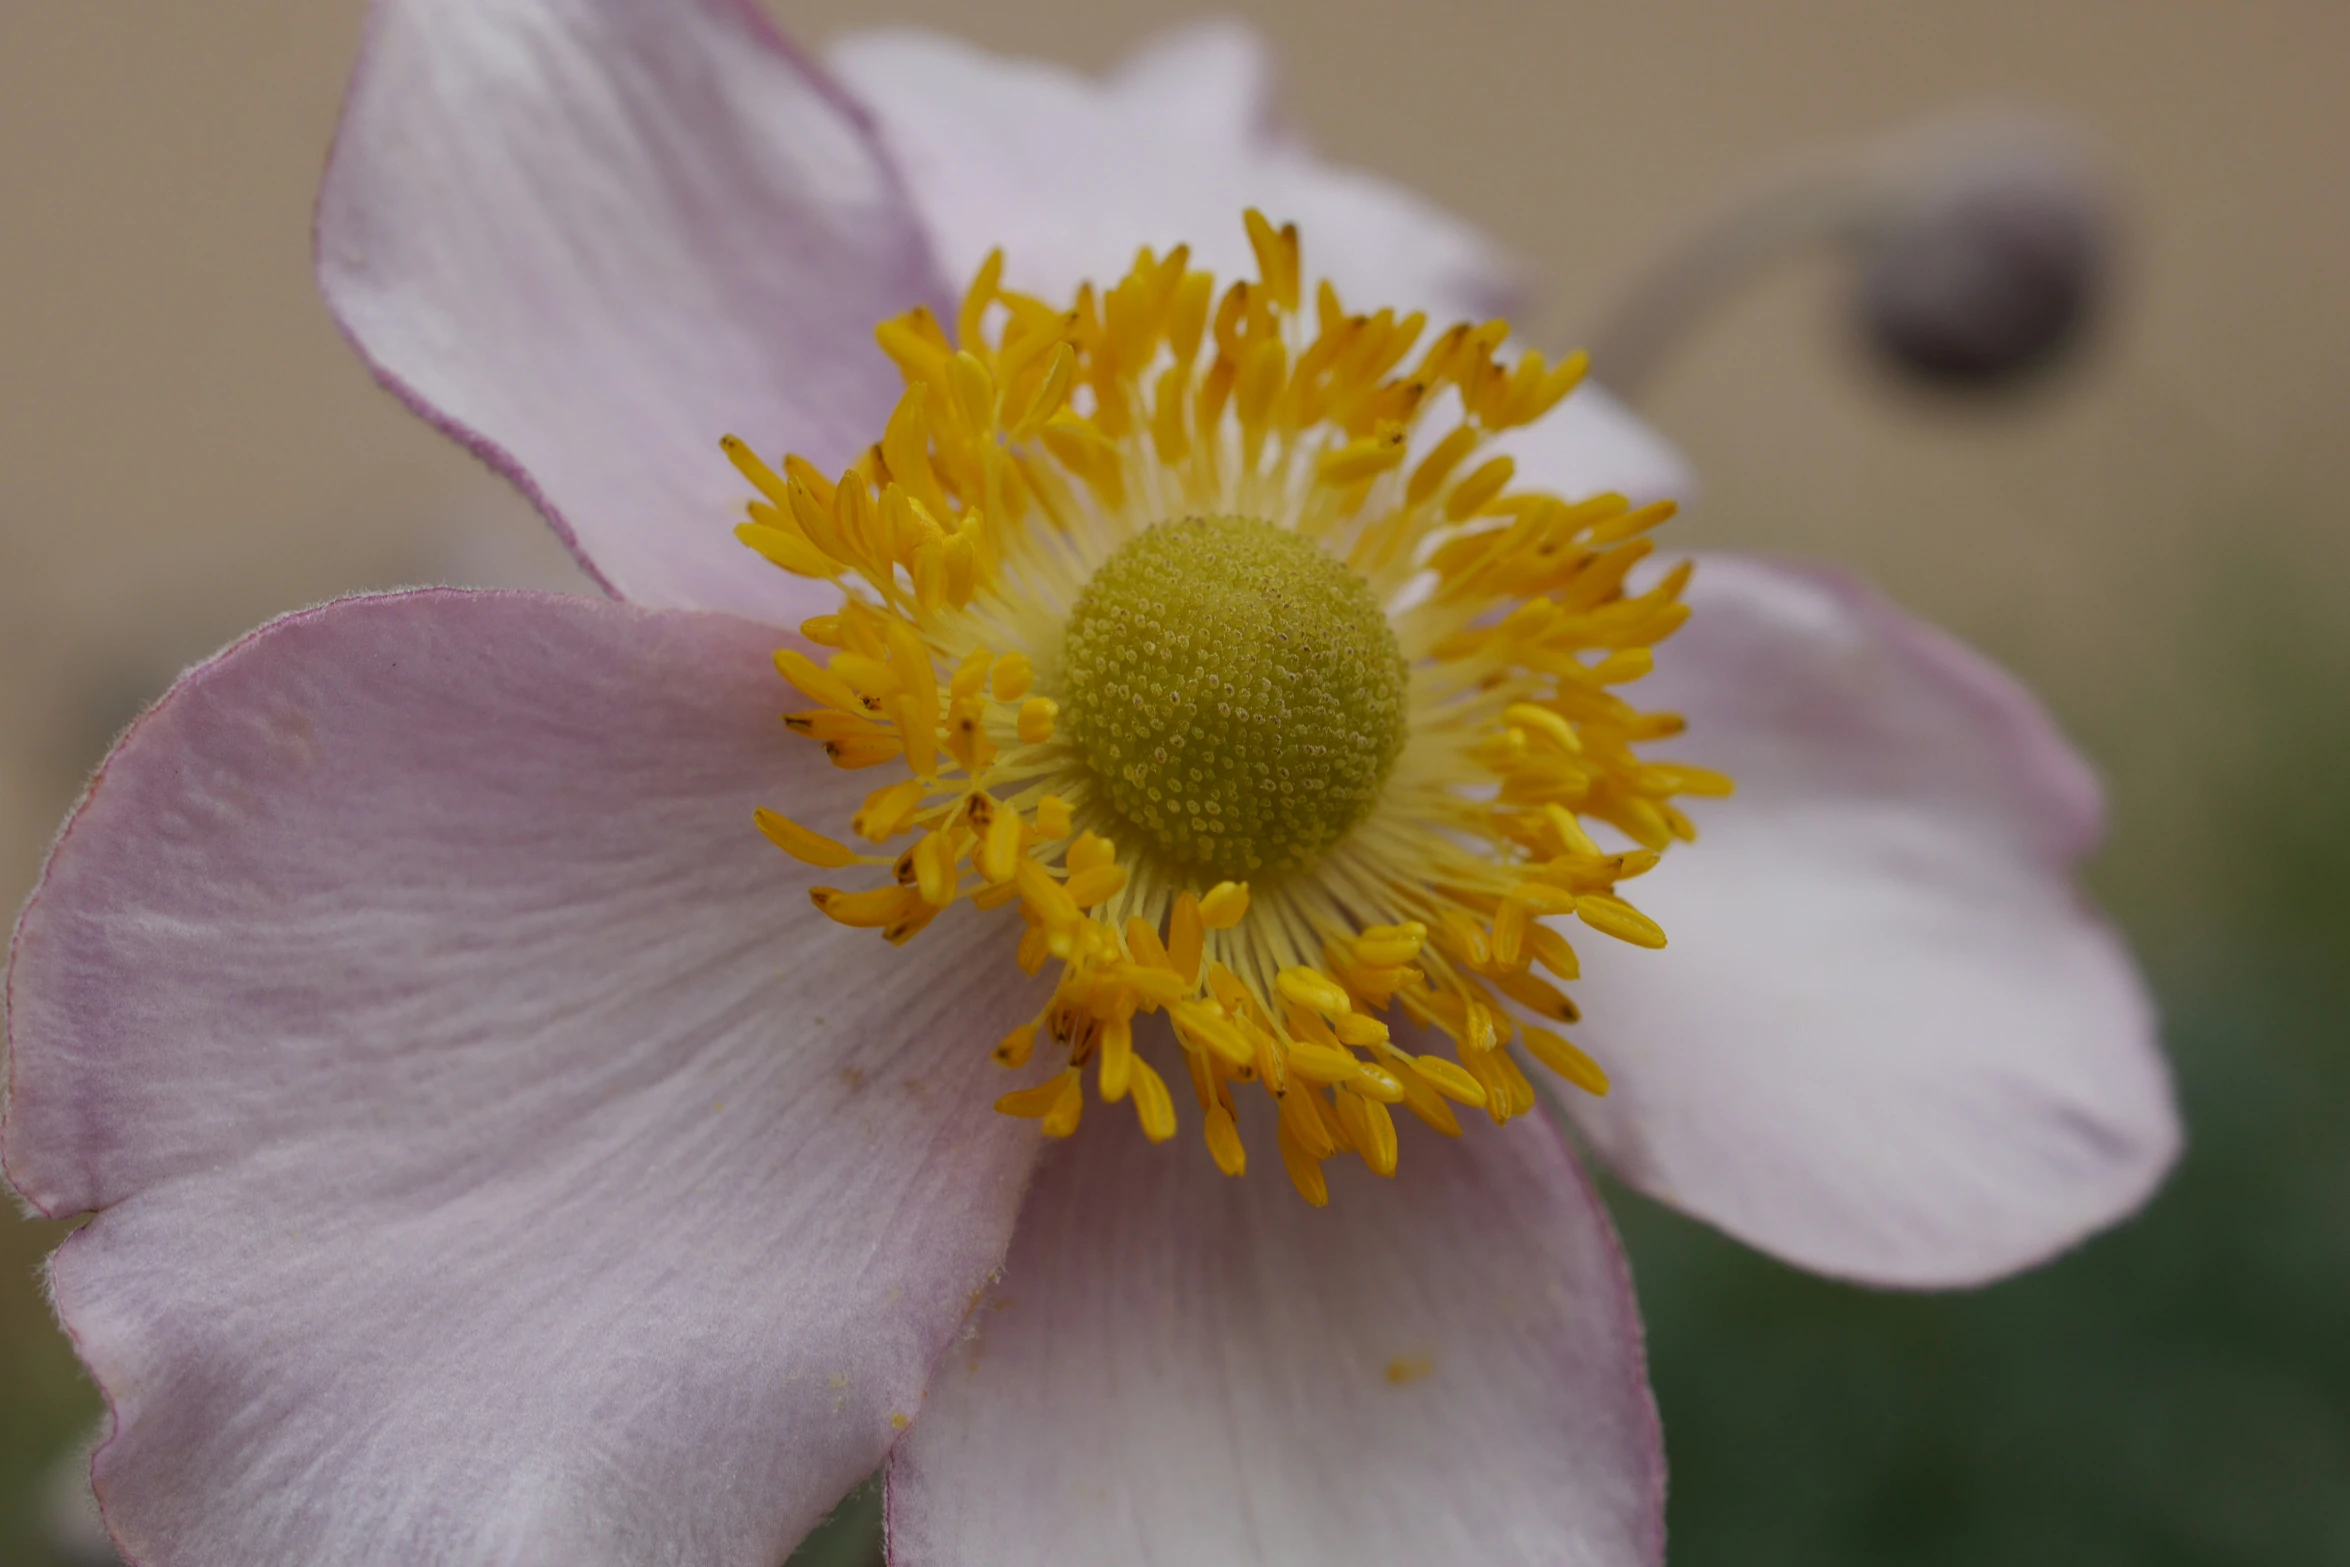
{"left": 726, "top": 211, "right": 1733, "bottom": 1204}
{"left": 1061, "top": 514, "right": 1408, "bottom": 880}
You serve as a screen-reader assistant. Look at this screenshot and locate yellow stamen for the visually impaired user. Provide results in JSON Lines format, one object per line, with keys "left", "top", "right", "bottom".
{"left": 753, "top": 808, "right": 862, "bottom": 869}
{"left": 731, "top": 213, "right": 1725, "bottom": 1199}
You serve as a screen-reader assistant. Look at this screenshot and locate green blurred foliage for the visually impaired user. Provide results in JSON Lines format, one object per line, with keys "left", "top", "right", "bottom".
{"left": 1, "top": 1217, "right": 94, "bottom": 1561}
{"left": 1623, "top": 960, "right": 2350, "bottom": 1565}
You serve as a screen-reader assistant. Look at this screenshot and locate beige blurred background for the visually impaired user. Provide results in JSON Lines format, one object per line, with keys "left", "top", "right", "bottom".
{"left": 4, "top": 0, "right": 2347, "bottom": 1553}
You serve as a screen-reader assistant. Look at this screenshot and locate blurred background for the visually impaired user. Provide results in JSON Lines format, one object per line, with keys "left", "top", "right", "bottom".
{"left": 4, "top": 1, "right": 2346, "bottom": 1562}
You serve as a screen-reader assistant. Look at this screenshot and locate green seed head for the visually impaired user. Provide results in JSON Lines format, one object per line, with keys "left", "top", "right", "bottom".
{"left": 1060, "top": 515, "right": 1410, "bottom": 879}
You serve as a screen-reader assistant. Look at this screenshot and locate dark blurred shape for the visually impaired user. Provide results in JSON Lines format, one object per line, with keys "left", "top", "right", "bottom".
{"left": 1859, "top": 123, "right": 2109, "bottom": 389}
{"left": 1588, "top": 115, "right": 2113, "bottom": 403}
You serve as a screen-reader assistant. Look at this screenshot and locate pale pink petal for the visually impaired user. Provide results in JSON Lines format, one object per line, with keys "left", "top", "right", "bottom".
{"left": 1108, "top": 17, "right": 1286, "bottom": 147}
{"left": 1560, "top": 555, "right": 2177, "bottom": 1287}
{"left": 887, "top": 1110, "right": 1663, "bottom": 1567}
{"left": 3, "top": 591, "right": 1043, "bottom": 1565}
{"left": 317, "top": 0, "right": 944, "bottom": 621}
{"left": 826, "top": 24, "right": 1525, "bottom": 325}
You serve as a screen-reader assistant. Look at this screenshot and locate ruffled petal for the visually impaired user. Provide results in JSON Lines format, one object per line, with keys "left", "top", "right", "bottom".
{"left": 827, "top": 24, "right": 1524, "bottom": 324}
{"left": 886, "top": 1111, "right": 1663, "bottom": 1567}
{"left": 317, "top": 0, "right": 944, "bottom": 621}
{"left": 1561, "top": 555, "right": 2178, "bottom": 1287}
{"left": 4, "top": 590, "right": 1042, "bottom": 1565}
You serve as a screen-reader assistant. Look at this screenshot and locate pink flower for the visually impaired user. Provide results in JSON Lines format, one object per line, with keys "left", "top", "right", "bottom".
{"left": 1, "top": 5, "right": 2177, "bottom": 1564}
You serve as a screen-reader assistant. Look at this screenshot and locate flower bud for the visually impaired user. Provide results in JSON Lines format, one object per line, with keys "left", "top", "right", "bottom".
{"left": 1858, "top": 121, "right": 2111, "bottom": 388}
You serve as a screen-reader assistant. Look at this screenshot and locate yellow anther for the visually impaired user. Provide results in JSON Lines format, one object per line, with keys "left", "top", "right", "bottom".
{"left": 783, "top": 477, "right": 853, "bottom": 566}
{"left": 735, "top": 520, "right": 835, "bottom": 578}
{"left": 911, "top": 830, "right": 959, "bottom": 907}
{"left": 1391, "top": 1071, "right": 1464, "bottom": 1138}
{"left": 1445, "top": 455, "right": 1517, "bottom": 520}
{"left": 1406, "top": 1054, "right": 1489, "bottom": 1108}
{"left": 1017, "top": 697, "right": 1059, "bottom": 744}
{"left": 1462, "top": 998, "right": 1497, "bottom": 1055}
{"left": 1120, "top": 965, "right": 1190, "bottom": 1007}
{"left": 995, "top": 1070, "right": 1075, "bottom": 1119}
{"left": 1207, "top": 963, "right": 1258, "bottom": 1023}
{"left": 1169, "top": 892, "right": 1206, "bottom": 986}
{"left": 1352, "top": 1060, "right": 1409, "bottom": 1105}
{"left": 1489, "top": 966, "right": 1577, "bottom": 1023}
{"left": 1129, "top": 1056, "right": 1177, "bottom": 1142}
{"left": 1065, "top": 862, "right": 1129, "bottom": 909}
{"left": 1041, "top": 1076, "right": 1087, "bottom": 1137}
{"left": 1242, "top": 208, "right": 1301, "bottom": 312}
{"left": 1338, "top": 1090, "right": 1399, "bottom": 1177}
{"left": 1521, "top": 1027, "right": 1610, "bottom": 1096}
{"left": 876, "top": 301, "right": 949, "bottom": 365}
{"left": 881, "top": 386, "right": 947, "bottom": 516}
{"left": 1275, "top": 966, "right": 1353, "bottom": 1017}
{"left": 829, "top": 653, "right": 900, "bottom": 703}
{"left": 1124, "top": 917, "right": 1174, "bottom": 973}
{"left": 1040, "top": 412, "right": 1122, "bottom": 487}
{"left": 1352, "top": 923, "right": 1427, "bottom": 967}
{"left": 1248, "top": 1017, "right": 1288, "bottom": 1095}
{"left": 950, "top": 350, "right": 997, "bottom": 434}
{"left": 957, "top": 247, "right": 1003, "bottom": 353}
{"left": 1491, "top": 898, "right": 1529, "bottom": 970}
{"left": 1544, "top": 803, "right": 1603, "bottom": 858}
{"left": 1576, "top": 894, "right": 1669, "bottom": 949}
{"left": 1098, "top": 1016, "right": 1135, "bottom": 1102}
{"left": 1644, "top": 762, "right": 1737, "bottom": 797}
{"left": 890, "top": 695, "right": 938, "bottom": 781}
{"left": 1197, "top": 881, "right": 1250, "bottom": 929}
{"left": 1006, "top": 342, "right": 1077, "bottom": 438}
{"left": 1277, "top": 1075, "right": 1338, "bottom": 1160}
{"left": 851, "top": 778, "right": 924, "bottom": 843}
{"left": 1066, "top": 832, "right": 1117, "bottom": 874}
{"left": 1168, "top": 270, "right": 1213, "bottom": 363}
{"left": 1277, "top": 1121, "right": 1330, "bottom": 1207}
{"left": 1405, "top": 424, "right": 1481, "bottom": 507}
{"left": 1493, "top": 1049, "right": 1539, "bottom": 1118}
{"left": 1204, "top": 1104, "right": 1246, "bottom": 1175}
{"left": 992, "top": 1021, "right": 1039, "bottom": 1069}
{"left": 1171, "top": 1000, "right": 1254, "bottom": 1071}
{"left": 949, "top": 648, "right": 991, "bottom": 703}
{"left": 1033, "top": 795, "right": 1073, "bottom": 839}
{"left": 1436, "top": 909, "right": 1490, "bottom": 968}
{"left": 1527, "top": 922, "right": 1581, "bottom": 980}
{"left": 1284, "top": 1035, "right": 1364, "bottom": 1085}
{"left": 1317, "top": 427, "right": 1409, "bottom": 487}
{"left": 1507, "top": 881, "right": 1580, "bottom": 915}
{"left": 1503, "top": 703, "right": 1582, "bottom": 754}
{"left": 773, "top": 649, "right": 863, "bottom": 715}
{"left": 1014, "top": 857, "right": 1081, "bottom": 929}
{"left": 809, "top": 884, "right": 918, "bottom": 929}
{"left": 990, "top": 651, "right": 1034, "bottom": 703}
{"left": 720, "top": 433, "right": 792, "bottom": 506}
{"left": 753, "top": 808, "right": 860, "bottom": 869}
{"left": 1235, "top": 337, "right": 1287, "bottom": 433}
{"left": 979, "top": 803, "right": 1023, "bottom": 884}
